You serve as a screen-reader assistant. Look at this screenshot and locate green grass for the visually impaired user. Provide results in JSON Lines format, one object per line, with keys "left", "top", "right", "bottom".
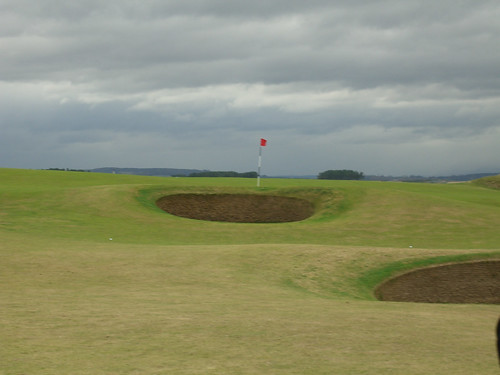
{"left": 2, "top": 169, "right": 500, "bottom": 248}
{"left": 1, "top": 168, "right": 499, "bottom": 374}
{"left": 474, "top": 174, "right": 500, "bottom": 190}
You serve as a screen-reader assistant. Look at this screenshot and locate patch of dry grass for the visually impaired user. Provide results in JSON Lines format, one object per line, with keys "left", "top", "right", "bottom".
{"left": 1, "top": 240, "right": 499, "bottom": 374}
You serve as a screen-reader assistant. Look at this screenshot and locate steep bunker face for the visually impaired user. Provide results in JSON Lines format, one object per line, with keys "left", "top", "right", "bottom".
{"left": 375, "top": 260, "right": 500, "bottom": 304}
{"left": 156, "top": 193, "right": 315, "bottom": 223}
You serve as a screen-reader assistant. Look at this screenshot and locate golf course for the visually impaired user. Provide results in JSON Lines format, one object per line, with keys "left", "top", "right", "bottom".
{"left": 1, "top": 167, "right": 499, "bottom": 374}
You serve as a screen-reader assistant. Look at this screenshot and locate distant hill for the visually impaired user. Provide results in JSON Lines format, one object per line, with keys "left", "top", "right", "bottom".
{"left": 89, "top": 168, "right": 499, "bottom": 181}
{"left": 364, "top": 172, "right": 499, "bottom": 182}
{"left": 91, "top": 167, "right": 206, "bottom": 177}
{"left": 272, "top": 172, "right": 500, "bottom": 181}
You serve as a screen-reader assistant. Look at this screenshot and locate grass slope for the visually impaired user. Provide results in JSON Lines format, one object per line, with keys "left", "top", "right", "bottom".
{"left": 1, "top": 168, "right": 499, "bottom": 374}
{"left": 2, "top": 169, "right": 500, "bottom": 248}
{"left": 474, "top": 174, "right": 500, "bottom": 190}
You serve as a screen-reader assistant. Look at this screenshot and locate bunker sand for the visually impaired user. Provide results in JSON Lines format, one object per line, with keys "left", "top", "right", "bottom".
{"left": 376, "top": 260, "right": 500, "bottom": 304}
{"left": 156, "top": 193, "right": 314, "bottom": 223}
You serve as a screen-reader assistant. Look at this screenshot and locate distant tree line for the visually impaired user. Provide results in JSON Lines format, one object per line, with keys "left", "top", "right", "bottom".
{"left": 188, "top": 171, "right": 258, "bottom": 178}
{"left": 45, "top": 168, "right": 90, "bottom": 172}
{"left": 317, "top": 169, "right": 364, "bottom": 180}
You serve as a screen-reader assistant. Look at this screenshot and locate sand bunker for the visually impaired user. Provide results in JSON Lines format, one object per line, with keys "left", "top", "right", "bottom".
{"left": 156, "top": 193, "right": 314, "bottom": 223}
{"left": 375, "top": 260, "right": 500, "bottom": 304}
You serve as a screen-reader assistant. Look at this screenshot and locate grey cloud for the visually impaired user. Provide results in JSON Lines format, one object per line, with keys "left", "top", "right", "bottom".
{"left": 1, "top": 1, "right": 499, "bottom": 175}
{"left": 3, "top": 0, "right": 499, "bottom": 93}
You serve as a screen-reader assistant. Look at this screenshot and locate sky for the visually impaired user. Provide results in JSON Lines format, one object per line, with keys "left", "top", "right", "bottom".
{"left": 1, "top": 0, "right": 500, "bottom": 176}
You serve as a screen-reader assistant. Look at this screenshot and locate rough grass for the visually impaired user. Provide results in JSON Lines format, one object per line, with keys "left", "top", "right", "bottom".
{"left": 1, "top": 168, "right": 499, "bottom": 374}
{"left": 2, "top": 241, "right": 499, "bottom": 375}
{"left": 474, "top": 174, "right": 500, "bottom": 190}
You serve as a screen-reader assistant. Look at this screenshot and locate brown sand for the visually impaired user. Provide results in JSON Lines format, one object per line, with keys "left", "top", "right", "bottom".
{"left": 156, "top": 193, "right": 314, "bottom": 223}
{"left": 375, "top": 260, "right": 500, "bottom": 304}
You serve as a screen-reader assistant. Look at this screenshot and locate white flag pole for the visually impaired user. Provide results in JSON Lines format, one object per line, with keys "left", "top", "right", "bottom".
{"left": 257, "top": 144, "right": 262, "bottom": 187}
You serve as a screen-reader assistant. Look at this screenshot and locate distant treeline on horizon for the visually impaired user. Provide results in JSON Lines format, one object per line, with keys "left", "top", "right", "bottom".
{"left": 42, "top": 167, "right": 499, "bottom": 182}
{"left": 185, "top": 171, "right": 258, "bottom": 178}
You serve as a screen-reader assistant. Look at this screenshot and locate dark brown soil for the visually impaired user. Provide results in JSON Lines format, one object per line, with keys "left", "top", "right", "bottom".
{"left": 375, "top": 260, "right": 500, "bottom": 304}
{"left": 156, "top": 193, "right": 315, "bottom": 223}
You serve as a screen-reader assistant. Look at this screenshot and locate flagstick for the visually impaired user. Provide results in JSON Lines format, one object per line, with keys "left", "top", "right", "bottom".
{"left": 257, "top": 145, "right": 262, "bottom": 187}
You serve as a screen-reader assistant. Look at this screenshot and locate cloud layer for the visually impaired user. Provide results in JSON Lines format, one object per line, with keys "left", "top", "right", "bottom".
{"left": 1, "top": 0, "right": 500, "bottom": 175}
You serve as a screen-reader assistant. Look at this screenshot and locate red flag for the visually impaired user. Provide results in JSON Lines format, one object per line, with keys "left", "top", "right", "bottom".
{"left": 260, "top": 138, "right": 267, "bottom": 147}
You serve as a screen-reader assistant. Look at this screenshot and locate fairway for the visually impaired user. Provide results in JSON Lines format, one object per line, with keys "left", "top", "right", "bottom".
{"left": 1, "top": 168, "right": 499, "bottom": 374}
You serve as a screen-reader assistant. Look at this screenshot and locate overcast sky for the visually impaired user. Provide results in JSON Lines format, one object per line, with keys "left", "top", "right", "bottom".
{"left": 1, "top": 0, "right": 500, "bottom": 176}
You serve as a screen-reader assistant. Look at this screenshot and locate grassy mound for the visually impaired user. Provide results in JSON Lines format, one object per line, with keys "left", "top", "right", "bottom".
{"left": 473, "top": 174, "right": 500, "bottom": 190}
